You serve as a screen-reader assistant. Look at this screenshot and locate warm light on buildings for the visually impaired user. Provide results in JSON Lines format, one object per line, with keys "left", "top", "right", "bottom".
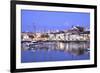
{"left": 21, "top": 26, "right": 90, "bottom": 42}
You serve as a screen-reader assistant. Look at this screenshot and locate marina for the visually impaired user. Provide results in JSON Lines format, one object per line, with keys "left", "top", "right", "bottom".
{"left": 21, "top": 41, "right": 90, "bottom": 62}
{"left": 21, "top": 26, "right": 90, "bottom": 63}
{"left": 21, "top": 10, "right": 91, "bottom": 63}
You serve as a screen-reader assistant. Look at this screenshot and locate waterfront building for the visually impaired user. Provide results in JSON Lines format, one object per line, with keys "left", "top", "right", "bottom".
{"left": 21, "top": 26, "right": 90, "bottom": 42}
{"left": 21, "top": 32, "right": 32, "bottom": 41}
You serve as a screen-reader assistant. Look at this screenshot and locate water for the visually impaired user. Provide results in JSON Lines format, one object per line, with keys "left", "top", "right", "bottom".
{"left": 21, "top": 42, "right": 90, "bottom": 63}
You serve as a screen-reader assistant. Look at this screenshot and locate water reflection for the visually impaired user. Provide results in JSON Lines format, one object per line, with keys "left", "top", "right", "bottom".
{"left": 22, "top": 41, "right": 90, "bottom": 56}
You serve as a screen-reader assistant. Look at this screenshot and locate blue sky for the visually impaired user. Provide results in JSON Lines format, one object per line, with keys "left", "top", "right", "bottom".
{"left": 21, "top": 10, "right": 90, "bottom": 33}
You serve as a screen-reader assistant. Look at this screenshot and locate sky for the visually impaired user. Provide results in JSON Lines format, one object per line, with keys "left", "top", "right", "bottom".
{"left": 21, "top": 10, "right": 90, "bottom": 33}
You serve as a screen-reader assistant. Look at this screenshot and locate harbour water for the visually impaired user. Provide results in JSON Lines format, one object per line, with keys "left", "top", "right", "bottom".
{"left": 21, "top": 41, "right": 90, "bottom": 63}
